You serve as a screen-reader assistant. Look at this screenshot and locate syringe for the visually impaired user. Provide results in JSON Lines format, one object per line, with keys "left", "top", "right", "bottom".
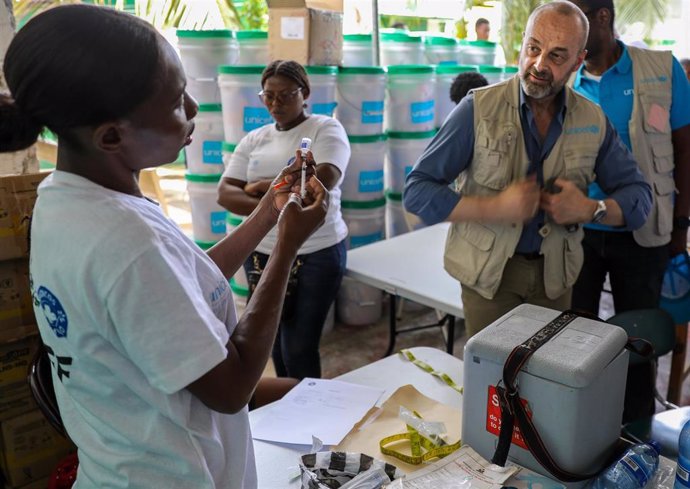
{"left": 299, "top": 137, "right": 312, "bottom": 200}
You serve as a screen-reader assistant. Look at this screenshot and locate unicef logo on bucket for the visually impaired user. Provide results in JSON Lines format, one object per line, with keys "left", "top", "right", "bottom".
{"left": 410, "top": 100, "right": 435, "bottom": 124}
{"left": 35, "top": 286, "right": 68, "bottom": 338}
{"left": 243, "top": 107, "right": 273, "bottom": 132}
{"left": 210, "top": 210, "right": 228, "bottom": 234}
{"left": 202, "top": 141, "right": 223, "bottom": 165}
{"left": 311, "top": 102, "right": 338, "bottom": 117}
{"left": 361, "top": 101, "right": 384, "bottom": 124}
{"left": 358, "top": 170, "right": 384, "bottom": 193}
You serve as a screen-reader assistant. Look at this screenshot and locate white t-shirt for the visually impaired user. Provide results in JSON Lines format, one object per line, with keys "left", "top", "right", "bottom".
{"left": 223, "top": 114, "right": 350, "bottom": 255}
{"left": 30, "top": 171, "right": 256, "bottom": 489}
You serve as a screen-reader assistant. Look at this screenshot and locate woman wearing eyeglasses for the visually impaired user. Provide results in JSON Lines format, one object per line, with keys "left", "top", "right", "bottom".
{"left": 218, "top": 60, "right": 350, "bottom": 380}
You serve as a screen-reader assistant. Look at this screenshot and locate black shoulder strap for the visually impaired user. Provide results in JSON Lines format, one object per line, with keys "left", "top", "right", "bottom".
{"left": 490, "top": 310, "right": 653, "bottom": 482}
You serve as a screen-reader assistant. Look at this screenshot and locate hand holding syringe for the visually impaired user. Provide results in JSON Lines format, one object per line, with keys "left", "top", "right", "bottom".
{"left": 272, "top": 137, "right": 314, "bottom": 201}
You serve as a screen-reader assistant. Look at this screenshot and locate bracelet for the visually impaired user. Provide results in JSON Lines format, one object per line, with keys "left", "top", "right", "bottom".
{"left": 673, "top": 216, "right": 690, "bottom": 230}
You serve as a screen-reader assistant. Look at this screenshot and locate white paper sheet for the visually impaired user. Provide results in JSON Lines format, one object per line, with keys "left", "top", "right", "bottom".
{"left": 251, "top": 378, "right": 384, "bottom": 446}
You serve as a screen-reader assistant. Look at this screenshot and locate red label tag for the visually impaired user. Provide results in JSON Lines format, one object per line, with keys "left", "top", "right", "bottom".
{"left": 486, "top": 385, "right": 531, "bottom": 450}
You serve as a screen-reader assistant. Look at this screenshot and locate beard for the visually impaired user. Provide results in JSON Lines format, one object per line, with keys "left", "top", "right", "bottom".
{"left": 519, "top": 67, "right": 562, "bottom": 99}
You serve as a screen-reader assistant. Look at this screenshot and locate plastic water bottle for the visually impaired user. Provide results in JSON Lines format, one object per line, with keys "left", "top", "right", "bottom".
{"left": 675, "top": 419, "right": 690, "bottom": 488}
{"left": 591, "top": 441, "right": 661, "bottom": 489}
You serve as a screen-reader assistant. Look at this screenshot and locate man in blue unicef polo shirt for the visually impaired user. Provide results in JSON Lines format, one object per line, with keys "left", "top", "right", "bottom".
{"left": 570, "top": 0, "right": 690, "bottom": 422}
{"left": 404, "top": 2, "right": 651, "bottom": 340}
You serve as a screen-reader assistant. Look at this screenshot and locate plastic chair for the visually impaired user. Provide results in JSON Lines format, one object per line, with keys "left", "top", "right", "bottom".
{"left": 606, "top": 308, "right": 678, "bottom": 410}
{"left": 27, "top": 342, "right": 66, "bottom": 437}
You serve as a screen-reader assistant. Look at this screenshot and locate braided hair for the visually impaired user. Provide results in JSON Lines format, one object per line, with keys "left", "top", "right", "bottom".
{"left": 261, "top": 60, "right": 311, "bottom": 99}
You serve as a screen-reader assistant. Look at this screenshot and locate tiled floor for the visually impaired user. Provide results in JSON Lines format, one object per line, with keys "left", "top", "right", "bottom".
{"left": 153, "top": 167, "right": 690, "bottom": 409}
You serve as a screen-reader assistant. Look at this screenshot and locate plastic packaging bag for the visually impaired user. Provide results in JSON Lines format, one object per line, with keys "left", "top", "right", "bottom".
{"left": 300, "top": 451, "right": 404, "bottom": 489}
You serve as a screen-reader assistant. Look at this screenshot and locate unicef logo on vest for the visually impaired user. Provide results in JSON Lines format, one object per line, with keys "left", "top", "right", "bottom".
{"left": 35, "top": 286, "right": 68, "bottom": 338}
{"left": 564, "top": 124, "right": 600, "bottom": 135}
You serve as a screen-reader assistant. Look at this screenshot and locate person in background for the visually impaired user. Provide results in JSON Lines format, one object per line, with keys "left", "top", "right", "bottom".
{"left": 681, "top": 58, "right": 690, "bottom": 81}
{"left": 403, "top": 1, "right": 651, "bottom": 338}
{"left": 0, "top": 5, "right": 328, "bottom": 488}
{"left": 217, "top": 60, "right": 350, "bottom": 381}
{"left": 475, "top": 18, "right": 491, "bottom": 41}
{"left": 569, "top": 0, "right": 690, "bottom": 422}
{"left": 450, "top": 72, "right": 488, "bottom": 104}
{"left": 391, "top": 21, "right": 408, "bottom": 31}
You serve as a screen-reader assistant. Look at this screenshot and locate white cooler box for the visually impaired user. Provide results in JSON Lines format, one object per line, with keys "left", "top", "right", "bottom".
{"left": 462, "top": 304, "right": 629, "bottom": 488}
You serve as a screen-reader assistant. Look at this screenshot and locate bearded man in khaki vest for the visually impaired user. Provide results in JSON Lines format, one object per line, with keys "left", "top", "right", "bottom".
{"left": 404, "top": 1, "right": 652, "bottom": 337}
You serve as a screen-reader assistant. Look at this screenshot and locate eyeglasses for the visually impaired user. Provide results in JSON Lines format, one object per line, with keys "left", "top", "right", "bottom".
{"left": 257, "top": 87, "right": 302, "bottom": 105}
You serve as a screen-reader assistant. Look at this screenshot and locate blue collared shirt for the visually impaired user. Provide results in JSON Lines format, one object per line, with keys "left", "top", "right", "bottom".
{"left": 572, "top": 41, "right": 690, "bottom": 231}
{"left": 403, "top": 87, "right": 652, "bottom": 254}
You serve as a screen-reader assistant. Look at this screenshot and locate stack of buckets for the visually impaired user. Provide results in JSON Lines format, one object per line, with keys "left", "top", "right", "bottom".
{"left": 336, "top": 66, "right": 388, "bottom": 326}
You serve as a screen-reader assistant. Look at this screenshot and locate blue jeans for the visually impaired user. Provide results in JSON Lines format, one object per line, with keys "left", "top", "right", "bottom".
{"left": 572, "top": 229, "right": 669, "bottom": 423}
{"left": 244, "top": 240, "right": 346, "bottom": 379}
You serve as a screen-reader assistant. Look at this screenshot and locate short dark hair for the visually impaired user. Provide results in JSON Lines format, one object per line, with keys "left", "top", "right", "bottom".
{"left": 261, "top": 60, "right": 311, "bottom": 98}
{"left": 450, "top": 72, "right": 489, "bottom": 104}
{"left": 475, "top": 18, "right": 490, "bottom": 28}
{"left": 1, "top": 5, "right": 161, "bottom": 152}
{"left": 681, "top": 58, "right": 690, "bottom": 68}
{"left": 577, "top": 0, "right": 615, "bottom": 29}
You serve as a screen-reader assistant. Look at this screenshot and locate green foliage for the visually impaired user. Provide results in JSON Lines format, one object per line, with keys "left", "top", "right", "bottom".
{"left": 614, "top": 0, "right": 670, "bottom": 38}
{"left": 499, "top": 0, "right": 543, "bottom": 64}
{"left": 235, "top": 0, "right": 267, "bottom": 30}
{"left": 380, "top": 15, "right": 428, "bottom": 32}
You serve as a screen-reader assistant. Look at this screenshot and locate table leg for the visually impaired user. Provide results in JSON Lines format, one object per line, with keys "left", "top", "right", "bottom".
{"left": 384, "top": 295, "right": 397, "bottom": 358}
{"left": 668, "top": 322, "right": 688, "bottom": 405}
{"left": 446, "top": 316, "right": 455, "bottom": 355}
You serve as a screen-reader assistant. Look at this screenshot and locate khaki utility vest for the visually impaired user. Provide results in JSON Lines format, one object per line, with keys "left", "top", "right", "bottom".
{"left": 444, "top": 76, "right": 606, "bottom": 300}
{"left": 626, "top": 46, "right": 675, "bottom": 247}
{"left": 568, "top": 46, "right": 674, "bottom": 246}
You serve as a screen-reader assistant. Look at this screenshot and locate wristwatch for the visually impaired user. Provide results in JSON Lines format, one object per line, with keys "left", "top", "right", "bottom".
{"left": 591, "top": 200, "right": 607, "bottom": 224}
{"left": 673, "top": 216, "right": 690, "bottom": 230}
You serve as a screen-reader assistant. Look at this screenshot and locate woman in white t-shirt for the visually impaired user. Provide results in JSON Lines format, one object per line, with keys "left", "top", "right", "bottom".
{"left": 218, "top": 60, "right": 351, "bottom": 380}
{"left": 0, "top": 6, "right": 328, "bottom": 488}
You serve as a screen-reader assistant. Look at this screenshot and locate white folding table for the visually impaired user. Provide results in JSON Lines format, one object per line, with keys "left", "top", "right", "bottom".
{"left": 249, "top": 346, "right": 463, "bottom": 488}
{"left": 345, "top": 223, "right": 463, "bottom": 355}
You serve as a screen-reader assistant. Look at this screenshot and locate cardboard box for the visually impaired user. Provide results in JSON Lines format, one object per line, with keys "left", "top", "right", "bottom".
{"left": 0, "top": 259, "right": 35, "bottom": 330}
{"left": 4, "top": 476, "right": 51, "bottom": 489}
{"left": 0, "top": 172, "right": 49, "bottom": 262}
{"left": 0, "top": 334, "right": 39, "bottom": 392}
{"left": 268, "top": 0, "right": 343, "bottom": 66}
{"left": 0, "top": 409, "right": 75, "bottom": 487}
{"left": 0, "top": 380, "right": 36, "bottom": 422}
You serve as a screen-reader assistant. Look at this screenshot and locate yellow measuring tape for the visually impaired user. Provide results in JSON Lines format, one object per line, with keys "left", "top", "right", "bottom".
{"left": 379, "top": 412, "right": 461, "bottom": 465}
{"left": 399, "top": 349, "right": 464, "bottom": 395}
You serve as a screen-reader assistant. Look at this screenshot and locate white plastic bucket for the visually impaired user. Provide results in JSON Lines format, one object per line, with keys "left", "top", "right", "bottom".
{"left": 341, "top": 134, "right": 387, "bottom": 202}
{"left": 185, "top": 173, "right": 227, "bottom": 242}
{"left": 186, "top": 104, "right": 225, "bottom": 175}
{"left": 479, "top": 65, "right": 503, "bottom": 86}
{"left": 434, "top": 65, "right": 479, "bottom": 128}
{"left": 424, "top": 36, "right": 460, "bottom": 65}
{"left": 385, "top": 190, "right": 424, "bottom": 239}
{"left": 385, "top": 130, "right": 436, "bottom": 193}
{"left": 222, "top": 142, "right": 236, "bottom": 169}
{"left": 336, "top": 66, "right": 386, "bottom": 135}
{"left": 226, "top": 212, "right": 249, "bottom": 292}
{"left": 177, "top": 29, "right": 239, "bottom": 80}
{"left": 305, "top": 66, "right": 338, "bottom": 117}
{"left": 502, "top": 65, "right": 519, "bottom": 82}
{"left": 186, "top": 77, "right": 222, "bottom": 105}
{"left": 458, "top": 40, "right": 497, "bottom": 66}
{"left": 341, "top": 198, "right": 386, "bottom": 250}
{"left": 385, "top": 65, "right": 436, "bottom": 133}
{"left": 336, "top": 275, "right": 383, "bottom": 326}
{"left": 218, "top": 65, "right": 273, "bottom": 144}
{"left": 380, "top": 32, "right": 425, "bottom": 66}
{"left": 236, "top": 31, "right": 269, "bottom": 65}
{"left": 343, "top": 34, "right": 374, "bottom": 66}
